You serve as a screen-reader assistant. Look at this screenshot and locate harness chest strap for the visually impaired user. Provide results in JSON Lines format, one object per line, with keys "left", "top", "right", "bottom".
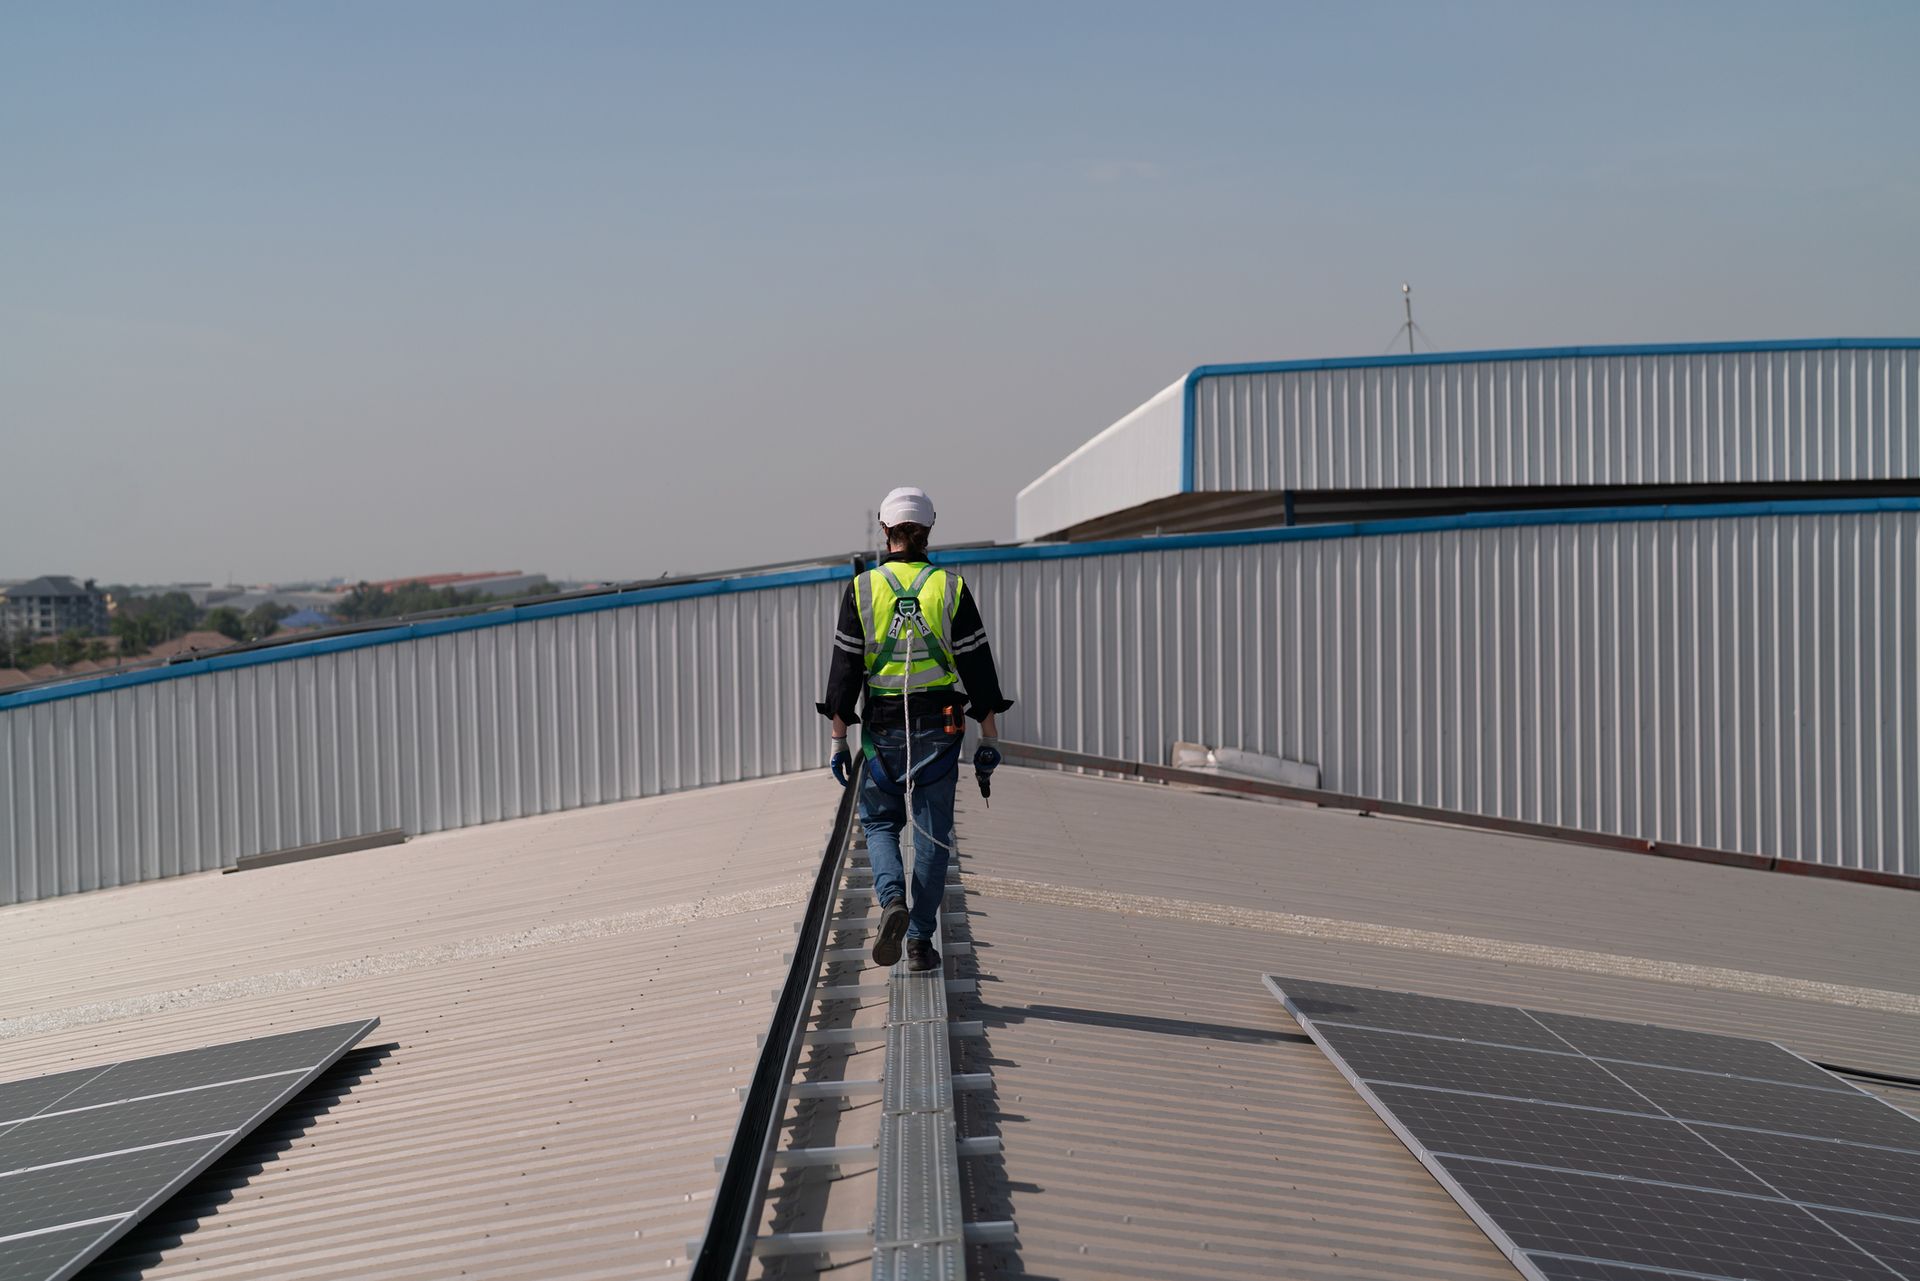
{"left": 859, "top": 564, "right": 959, "bottom": 685}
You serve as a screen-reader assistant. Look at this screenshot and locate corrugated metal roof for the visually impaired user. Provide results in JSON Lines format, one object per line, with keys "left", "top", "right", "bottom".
{"left": 943, "top": 767, "right": 1920, "bottom": 1280}
{"left": 6, "top": 763, "right": 1919, "bottom": 1280}
{"left": 0, "top": 773, "right": 833, "bottom": 1280}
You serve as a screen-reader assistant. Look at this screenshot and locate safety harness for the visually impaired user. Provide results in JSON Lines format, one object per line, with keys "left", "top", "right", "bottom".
{"left": 860, "top": 563, "right": 964, "bottom": 794}
{"left": 861, "top": 563, "right": 956, "bottom": 690}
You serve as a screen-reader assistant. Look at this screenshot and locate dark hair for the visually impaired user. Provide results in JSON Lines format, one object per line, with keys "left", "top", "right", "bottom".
{"left": 884, "top": 522, "right": 931, "bottom": 559}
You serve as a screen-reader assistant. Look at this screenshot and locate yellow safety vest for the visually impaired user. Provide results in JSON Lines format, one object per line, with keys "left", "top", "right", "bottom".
{"left": 856, "top": 562, "right": 961, "bottom": 695}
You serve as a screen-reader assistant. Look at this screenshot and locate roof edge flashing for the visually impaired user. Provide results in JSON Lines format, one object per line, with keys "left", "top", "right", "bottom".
{"left": 1185, "top": 336, "right": 1920, "bottom": 383}
{"left": 1016, "top": 374, "right": 1189, "bottom": 501}
{"left": 1015, "top": 375, "right": 1188, "bottom": 541}
{"left": 9, "top": 496, "right": 1920, "bottom": 712}
{"left": 0, "top": 561, "right": 857, "bottom": 712}
{"left": 940, "top": 495, "right": 1920, "bottom": 568}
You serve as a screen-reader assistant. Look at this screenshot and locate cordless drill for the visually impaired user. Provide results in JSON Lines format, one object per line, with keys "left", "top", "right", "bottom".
{"left": 973, "top": 740, "right": 1001, "bottom": 807}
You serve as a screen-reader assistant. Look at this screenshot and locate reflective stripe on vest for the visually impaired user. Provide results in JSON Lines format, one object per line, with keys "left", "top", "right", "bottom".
{"left": 856, "top": 563, "right": 960, "bottom": 693}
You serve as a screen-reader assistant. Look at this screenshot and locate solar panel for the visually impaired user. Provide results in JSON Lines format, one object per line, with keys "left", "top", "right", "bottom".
{"left": 1266, "top": 976, "right": 1920, "bottom": 1281}
{"left": 0, "top": 1019, "right": 378, "bottom": 1281}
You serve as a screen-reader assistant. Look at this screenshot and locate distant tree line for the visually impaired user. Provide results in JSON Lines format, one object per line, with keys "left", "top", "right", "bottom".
{"left": 103, "top": 591, "right": 289, "bottom": 653}
{"left": 0, "top": 590, "right": 291, "bottom": 671}
{"left": 201, "top": 603, "right": 293, "bottom": 644}
{"left": 4, "top": 579, "right": 553, "bottom": 674}
{"left": 329, "top": 579, "right": 552, "bottom": 623}
{"left": 0, "top": 630, "right": 115, "bottom": 670}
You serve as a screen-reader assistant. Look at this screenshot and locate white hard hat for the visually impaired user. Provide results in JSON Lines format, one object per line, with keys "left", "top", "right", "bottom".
{"left": 880, "top": 486, "right": 936, "bottom": 528}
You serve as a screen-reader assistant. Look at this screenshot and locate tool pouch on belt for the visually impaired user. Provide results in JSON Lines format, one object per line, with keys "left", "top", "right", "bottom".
{"left": 863, "top": 709, "right": 965, "bottom": 795}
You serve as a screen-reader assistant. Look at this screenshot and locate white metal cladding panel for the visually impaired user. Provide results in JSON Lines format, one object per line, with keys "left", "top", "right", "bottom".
{"left": 0, "top": 579, "right": 845, "bottom": 904}
{"left": 1191, "top": 347, "right": 1920, "bottom": 492}
{"left": 964, "top": 511, "right": 1920, "bottom": 875}
{"left": 1015, "top": 376, "right": 1187, "bottom": 541}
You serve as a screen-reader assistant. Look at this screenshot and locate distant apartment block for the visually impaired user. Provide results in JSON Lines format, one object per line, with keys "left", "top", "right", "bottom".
{"left": 0, "top": 576, "right": 110, "bottom": 639}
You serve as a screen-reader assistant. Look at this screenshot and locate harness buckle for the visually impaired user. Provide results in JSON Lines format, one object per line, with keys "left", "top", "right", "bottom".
{"left": 889, "top": 596, "right": 928, "bottom": 638}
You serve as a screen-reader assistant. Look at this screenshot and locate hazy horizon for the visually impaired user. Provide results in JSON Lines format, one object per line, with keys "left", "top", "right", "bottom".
{"left": 6, "top": 2, "right": 1917, "bottom": 584}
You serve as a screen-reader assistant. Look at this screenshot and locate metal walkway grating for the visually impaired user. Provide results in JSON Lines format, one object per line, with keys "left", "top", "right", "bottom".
{"left": 692, "top": 759, "right": 1011, "bottom": 1279}
{"left": 872, "top": 843, "right": 969, "bottom": 1281}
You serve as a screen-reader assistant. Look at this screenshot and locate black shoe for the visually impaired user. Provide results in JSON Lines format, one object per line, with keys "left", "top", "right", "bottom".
{"left": 905, "top": 937, "right": 942, "bottom": 973}
{"left": 872, "top": 900, "right": 909, "bottom": 967}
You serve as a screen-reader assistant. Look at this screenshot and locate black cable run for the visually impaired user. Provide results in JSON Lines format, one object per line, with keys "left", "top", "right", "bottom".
{"left": 688, "top": 558, "right": 864, "bottom": 1281}
{"left": 1815, "top": 1061, "right": 1920, "bottom": 1092}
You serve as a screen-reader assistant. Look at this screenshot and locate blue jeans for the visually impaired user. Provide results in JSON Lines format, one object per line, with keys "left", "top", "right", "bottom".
{"left": 859, "top": 723, "right": 960, "bottom": 941}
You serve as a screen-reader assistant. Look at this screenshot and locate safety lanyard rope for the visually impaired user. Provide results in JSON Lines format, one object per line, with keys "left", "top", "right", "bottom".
{"left": 896, "top": 611, "right": 960, "bottom": 856}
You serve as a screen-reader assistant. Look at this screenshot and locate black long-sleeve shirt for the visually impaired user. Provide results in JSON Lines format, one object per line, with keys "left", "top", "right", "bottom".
{"left": 817, "top": 553, "right": 1013, "bottom": 729}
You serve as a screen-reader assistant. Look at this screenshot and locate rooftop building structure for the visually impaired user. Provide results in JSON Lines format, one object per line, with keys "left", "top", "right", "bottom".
{"left": 1016, "top": 340, "right": 1920, "bottom": 542}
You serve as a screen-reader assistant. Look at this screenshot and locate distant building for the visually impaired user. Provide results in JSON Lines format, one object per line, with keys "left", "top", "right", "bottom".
{"left": 118, "top": 582, "right": 214, "bottom": 601}
{"left": 451, "top": 572, "right": 551, "bottom": 598}
{"left": 212, "top": 589, "right": 348, "bottom": 615}
{"left": 0, "top": 576, "right": 109, "bottom": 639}
{"left": 364, "top": 570, "right": 551, "bottom": 599}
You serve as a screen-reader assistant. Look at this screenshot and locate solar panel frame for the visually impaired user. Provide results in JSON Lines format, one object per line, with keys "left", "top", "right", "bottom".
{"left": 0, "top": 1018, "right": 378, "bottom": 1281}
{"left": 1264, "top": 976, "right": 1920, "bottom": 1281}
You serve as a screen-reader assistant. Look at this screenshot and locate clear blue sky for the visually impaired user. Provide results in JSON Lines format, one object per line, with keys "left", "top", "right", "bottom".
{"left": 4, "top": 2, "right": 1916, "bottom": 584}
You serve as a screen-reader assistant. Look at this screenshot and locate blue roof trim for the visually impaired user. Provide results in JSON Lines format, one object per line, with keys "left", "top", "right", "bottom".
{"left": 8, "top": 494, "right": 1919, "bottom": 711}
{"left": 930, "top": 495, "right": 1920, "bottom": 568}
{"left": 0, "top": 563, "right": 853, "bottom": 711}
{"left": 1180, "top": 373, "right": 1197, "bottom": 493}
{"left": 1178, "top": 338, "right": 1920, "bottom": 494}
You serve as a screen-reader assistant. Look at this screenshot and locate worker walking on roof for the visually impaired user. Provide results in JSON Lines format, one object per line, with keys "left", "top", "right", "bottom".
{"left": 818, "top": 487, "right": 1012, "bottom": 972}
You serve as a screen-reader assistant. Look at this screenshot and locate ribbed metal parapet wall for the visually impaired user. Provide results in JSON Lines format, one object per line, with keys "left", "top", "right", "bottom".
{"left": 1191, "top": 344, "right": 1920, "bottom": 493}
{"left": 6, "top": 503, "right": 1918, "bottom": 904}
{"left": 954, "top": 506, "right": 1919, "bottom": 877}
{"left": 0, "top": 575, "right": 847, "bottom": 904}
